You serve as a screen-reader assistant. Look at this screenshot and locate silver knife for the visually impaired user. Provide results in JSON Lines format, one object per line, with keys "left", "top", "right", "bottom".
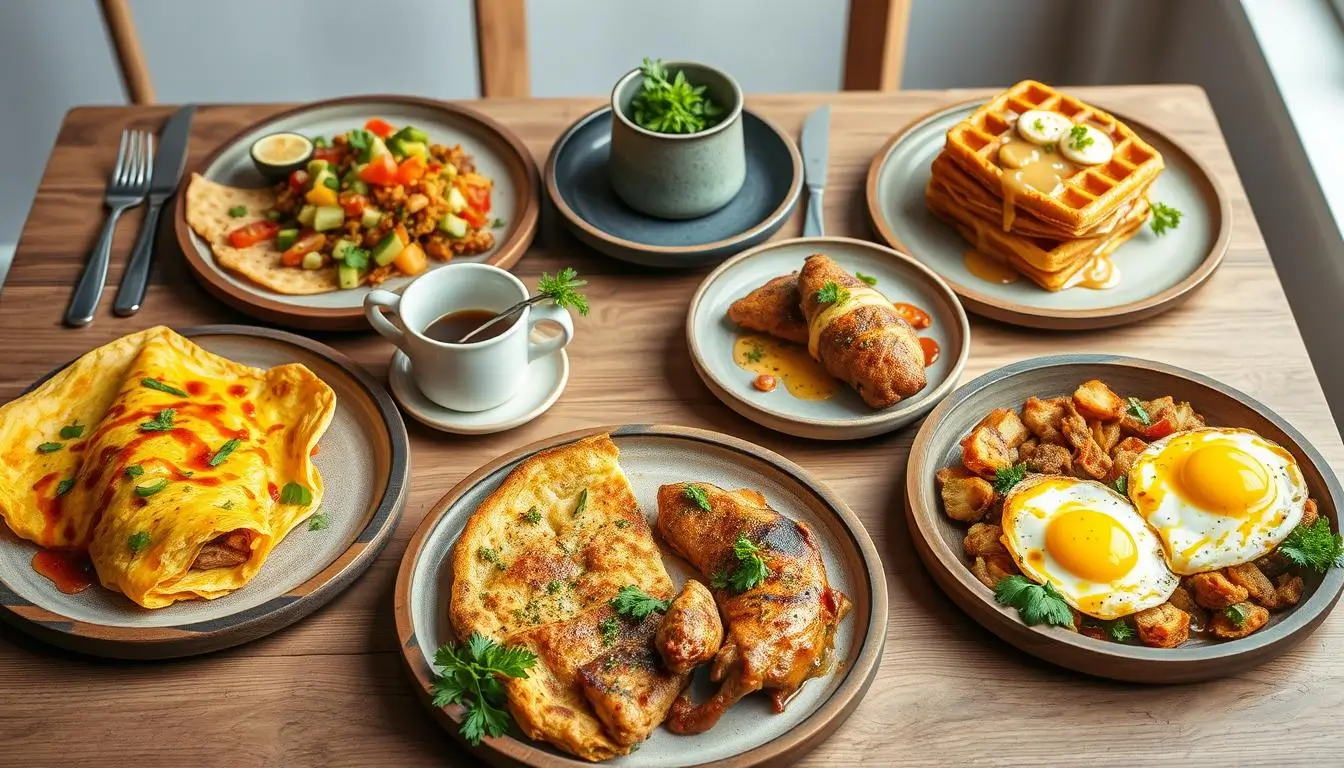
{"left": 801, "top": 105, "right": 830, "bottom": 238}
{"left": 113, "top": 104, "right": 196, "bottom": 316}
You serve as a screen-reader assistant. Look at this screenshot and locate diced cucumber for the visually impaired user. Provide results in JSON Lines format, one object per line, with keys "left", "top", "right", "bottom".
{"left": 371, "top": 232, "right": 405, "bottom": 266}
{"left": 447, "top": 186, "right": 467, "bottom": 214}
{"left": 440, "top": 162, "right": 458, "bottom": 181}
{"left": 301, "top": 251, "right": 324, "bottom": 270}
{"left": 360, "top": 207, "right": 383, "bottom": 228}
{"left": 367, "top": 135, "right": 390, "bottom": 160}
{"left": 331, "top": 238, "right": 357, "bottom": 262}
{"left": 349, "top": 178, "right": 370, "bottom": 195}
{"left": 306, "top": 158, "right": 330, "bottom": 177}
{"left": 275, "top": 228, "right": 299, "bottom": 251}
{"left": 438, "top": 212, "right": 468, "bottom": 239}
{"left": 397, "top": 140, "right": 428, "bottom": 160}
{"left": 312, "top": 205, "right": 345, "bottom": 232}
{"left": 405, "top": 127, "right": 429, "bottom": 143}
{"left": 297, "top": 205, "right": 317, "bottom": 227}
{"left": 338, "top": 264, "right": 364, "bottom": 289}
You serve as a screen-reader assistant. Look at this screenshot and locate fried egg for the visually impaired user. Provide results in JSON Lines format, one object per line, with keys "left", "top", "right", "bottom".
{"left": 1002, "top": 476, "right": 1179, "bottom": 620}
{"left": 1128, "top": 427, "right": 1306, "bottom": 575}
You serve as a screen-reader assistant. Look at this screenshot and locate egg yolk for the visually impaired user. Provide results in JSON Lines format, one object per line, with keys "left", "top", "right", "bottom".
{"left": 1175, "top": 443, "right": 1271, "bottom": 516}
{"left": 1045, "top": 506, "right": 1138, "bottom": 583}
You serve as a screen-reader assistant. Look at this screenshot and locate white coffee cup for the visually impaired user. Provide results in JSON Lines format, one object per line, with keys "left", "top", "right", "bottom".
{"left": 364, "top": 263, "right": 574, "bottom": 412}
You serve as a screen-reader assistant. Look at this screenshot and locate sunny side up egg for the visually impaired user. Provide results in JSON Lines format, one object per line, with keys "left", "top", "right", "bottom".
{"left": 1002, "top": 476, "right": 1179, "bottom": 620}
{"left": 1128, "top": 427, "right": 1307, "bottom": 575}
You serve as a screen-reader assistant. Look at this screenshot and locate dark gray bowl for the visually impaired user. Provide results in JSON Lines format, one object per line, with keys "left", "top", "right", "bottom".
{"left": 905, "top": 355, "right": 1344, "bottom": 683}
{"left": 545, "top": 106, "right": 802, "bottom": 269}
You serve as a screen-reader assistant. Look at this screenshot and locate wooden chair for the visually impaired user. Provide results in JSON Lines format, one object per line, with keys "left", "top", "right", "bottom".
{"left": 99, "top": 0, "right": 912, "bottom": 104}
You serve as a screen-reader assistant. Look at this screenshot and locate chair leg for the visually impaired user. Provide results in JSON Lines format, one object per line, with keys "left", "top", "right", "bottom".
{"left": 98, "top": 0, "right": 156, "bottom": 105}
{"left": 843, "top": 0, "right": 912, "bottom": 92}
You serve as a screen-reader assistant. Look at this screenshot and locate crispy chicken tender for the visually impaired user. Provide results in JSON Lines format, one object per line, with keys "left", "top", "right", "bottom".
{"left": 1062, "top": 402, "right": 1113, "bottom": 480}
{"left": 1091, "top": 420, "right": 1122, "bottom": 454}
{"left": 1022, "top": 396, "right": 1068, "bottom": 445}
{"left": 1134, "top": 603, "right": 1190, "bottom": 648}
{"left": 1224, "top": 563, "right": 1279, "bottom": 609}
{"left": 1301, "top": 498, "right": 1319, "bottom": 528}
{"left": 974, "top": 409, "right": 1029, "bottom": 449}
{"left": 1209, "top": 602, "right": 1270, "bottom": 639}
{"left": 937, "top": 467, "right": 996, "bottom": 523}
{"left": 726, "top": 273, "right": 808, "bottom": 345}
{"left": 1187, "top": 571, "right": 1250, "bottom": 610}
{"left": 959, "top": 426, "right": 1017, "bottom": 478}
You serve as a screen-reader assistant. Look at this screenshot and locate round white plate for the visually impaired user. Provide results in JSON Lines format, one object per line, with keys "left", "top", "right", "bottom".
{"left": 388, "top": 349, "right": 568, "bottom": 435}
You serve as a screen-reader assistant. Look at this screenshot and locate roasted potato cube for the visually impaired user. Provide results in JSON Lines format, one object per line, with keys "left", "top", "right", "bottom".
{"left": 1301, "top": 498, "right": 1319, "bottom": 528}
{"left": 1108, "top": 436, "right": 1148, "bottom": 481}
{"left": 1187, "top": 571, "right": 1250, "bottom": 610}
{"left": 1275, "top": 573, "right": 1304, "bottom": 607}
{"left": 1208, "top": 602, "right": 1270, "bottom": 639}
{"left": 1072, "top": 379, "right": 1125, "bottom": 421}
{"left": 1166, "top": 585, "right": 1208, "bottom": 631}
{"left": 1091, "top": 420, "right": 1122, "bottom": 454}
{"left": 1121, "top": 396, "right": 1178, "bottom": 440}
{"left": 1171, "top": 401, "right": 1206, "bottom": 431}
{"left": 1060, "top": 402, "right": 1093, "bottom": 451}
{"left": 1024, "top": 442, "right": 1073, "bottom": 476}
{"left": 937, "top": 466, "right": 996, "bottom": 523}
{"left": 1253, "top": 551, "right": 1291, "bottom": 578}
{"left": 1111, "top": 436, "right": 1148, "bottom": 456}
{"left": 1022, "top": 396, "right": 1068, "bottom": 444}
{"left": 1073, "top": 439, "right": 1114, "bottom": 480}
{"left": 963, "top": 522, "right": 1007, "bottom": 559}
{"left": 1133, "top": 603, "right": 1190, "bottom": 648}
{"left": 1018, "top": 438, "right": 1038, "bottom": 461}
{"left": 973, "top": 408, "right": 1029, "bottom": 449}
{"left": 959, "top": 426, "right": 1016, "bottom": 477}
{"left": 1224, "top": 563, "right": 1279, "bottom": 609}
{"left": 970, "top": 555, "right": 1017, "bottom": 590}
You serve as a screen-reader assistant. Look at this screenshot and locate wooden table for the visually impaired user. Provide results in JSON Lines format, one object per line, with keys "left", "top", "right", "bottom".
{"left": 2, "top": 87, "right": 1341, "bottom": 766}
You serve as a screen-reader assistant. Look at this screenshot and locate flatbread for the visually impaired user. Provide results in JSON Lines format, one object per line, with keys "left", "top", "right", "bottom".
{"left": 184, "top": 174, "right": 339, "bottom": 295}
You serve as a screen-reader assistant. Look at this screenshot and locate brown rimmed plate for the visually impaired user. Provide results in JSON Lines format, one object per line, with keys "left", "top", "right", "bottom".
{"left": 905, "top": 355, "right": 1344, "bottom": 683}
{"left": 174, "top": 96, "right": 540, "bottom": 331}
{"left": 394, "top": 424, "right": 886, "bottom": 766}
{"left": 866, "top": 99, "right": 1231, "bottom": 329}
{"left": 0, "top": 325, "right": 410, "bottom": 659}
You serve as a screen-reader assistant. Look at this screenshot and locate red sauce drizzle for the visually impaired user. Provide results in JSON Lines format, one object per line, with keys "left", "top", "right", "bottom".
{"left": 32, "top": 549, "right": 93, "bottom": 594}
{"left": 241, "top": 402, "right": 256, "bottom": 418}
{"left": 185, "top": 381, "right": 207, "bottom": 396}
{"left": 310, "top": 444, "right": 320, "bottom": 457}
{"left": 32, "top": 472, "right": 64, "bottom": 542}
{"left": 227, "top": 384, "right": 249, "bottom": 398}
{"left": 919, "top": 337, "right": 940, "bottom": 367}
{"left": 893, "top": 302, "right": 932, "bottom": 330}
{"left": 267, "top": 482, "right": 280, "bottom": 502}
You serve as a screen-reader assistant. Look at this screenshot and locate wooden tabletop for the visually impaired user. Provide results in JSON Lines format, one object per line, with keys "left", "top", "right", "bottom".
{"left": 2, "top": 86, "right": 1341, "bottom": 766}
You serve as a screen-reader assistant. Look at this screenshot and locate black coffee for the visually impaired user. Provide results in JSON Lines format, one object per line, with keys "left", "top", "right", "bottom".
{"left": 424, "top": 309, "right": 514, "bottom": 343}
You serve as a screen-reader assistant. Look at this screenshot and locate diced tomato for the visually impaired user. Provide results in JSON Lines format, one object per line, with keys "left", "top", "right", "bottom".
{"left": 462, "top": 181, "right": 491, "bottom": 213}
{"left": 288, "top": 169, "right": 309, "bottom": 192}
{"left": 1136, "top": 413, "right": 1178, "bottom": 440}
{"left": 364, "top": 118, "right": 396, "bottom": 138}
{"left": 426, "top": 162, "right": 442, "bottom": 175}
{"left": 226, "top": 220, "right": 280, "bottom": 248}
{"left": 396, "top": 155, "right": 427, "bottom": 185}
{"left": 359, "top": 154, "right": 399, "bottom": 186}
{"left": 313, "top": 146, "right": 345, "bottom": 164}
{"left": 459, "top": 206, "right": 488, "bottom": 229}
{"left": 339, "top": 193, "right": 368, "bottom": 217}
{"left": 280, "top": 231, "right": 325, "bottom": 267}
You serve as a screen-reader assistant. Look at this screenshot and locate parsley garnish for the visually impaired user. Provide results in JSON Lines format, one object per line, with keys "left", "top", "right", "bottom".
{"left": 599, "top": 617, "right": 621, "bottom": 647}
{"left": 629, "top": 58, "right": 724, "bottom": 135}
{"left": 1224, "top": 603, "right": 1249, "bottom": 627}
{"left": 134, "top": 478, "right": 168, "bottom": 497}
{"left": 814, "top": 281, "right": 849, "bottom": 305}
{"left": 125, "top": 465, "right": 143, "bottom": 478}
{"left": 1113, "top": 475, "right": 1128, "bottom": 495}
{"left": 1107, "top": 620, "right": 1135, "bottom": 643}
{"left": 308, "top": 512, "right": 331, "bottom": 531}
{"left": 573, "top": 488, "right": 588, "bottom": 516}
{"left": 855, "top": 272, "right": 878, "bottom": 287}
{"left": 1149, "top": 201, "right": 1183, "bottom": 236}
{"left": 711, "top": 534, "right": 770, "bottom": 592}
{"left": 208, "top": 438, "right": 242, "bottom": 467}
{"left": 430, "top": 634, "right": 537, "bottom": 747}
{"left": 56, "top": 478, "right": 75, "bottom": 496}
{"left": 477, "top": 546, "right": 506, "bottom": 571}
{"left": 228, "top": 205, "right": 247, "bottom": 218}
{"left": 1125, "top": 397, "right": 1151, "bottom": 426}
{"left": 491, "top": 218, "right": 506, "bottom": 229}
{"left": 522, "top": 506, "right": 541, "bottom": 524}
{"left": 993, "top": 575, "right": 1074, "bottom": 628}
{"left": 139, "top": 408, "right": 176, "bottom": 432}
{"left": 1032, "top": 117, "right": 1045, "bottom": 132}
{"left": 546, "top": 580, "right": 564, "bottom": 595}
{"left": 1067, "top": 124, "right": 1093, "bottom": 151}
{"left": 141, "top": 378, "right": 189, "bottom": 397}
{"left": 744, "top": 341, "right": 765, "bottom": 363}
{"left": 536, "top": 267, "right": 590, "bottom": 316}
{"left": 993, "top": 464, "right": 1028, "bottom": 494}
{"left": 59, "top": 423, "right": 84, "bottom": 439}
{"left": 1278, "top": 517, "right": 1344, "bottom": 572}
{"left": 615, "top": 519, "right": 630, "bottom": 529}
{"left": 683, "top": 484, "right": 712, "bottom": 512}
{"left": 37, "top": 442, "right": 62, "bottom": 453}
{"left": 279, "top": 482, "right": 312, "bottom": 505}
{"left": 610, "top": 585, "right": 670, "bottom": 620}
{"left": 128, "top": 531, "right": 151, "bottom": 553}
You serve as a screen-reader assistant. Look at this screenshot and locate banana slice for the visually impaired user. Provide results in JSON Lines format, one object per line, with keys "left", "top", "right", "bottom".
{"left": 1059, "top": 124, "right": 1114, "bottom": 165}
{"left": 1016, "top": 110, "right": 1071, "bottom": 145}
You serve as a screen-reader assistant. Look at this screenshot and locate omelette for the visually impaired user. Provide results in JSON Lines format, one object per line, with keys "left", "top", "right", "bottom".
{"left": 0, "top": 326, "right": 336, "bottom": 608}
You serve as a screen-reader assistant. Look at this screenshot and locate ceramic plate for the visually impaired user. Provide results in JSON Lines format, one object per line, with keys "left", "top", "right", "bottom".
{"left": 905, "top": 355, "right": 1344, "bottom": 683}
{"left": 546, "top": 107, "right": 802, "bottom": 268}
{"left": 0, "top": 326, "right": 409, "bottom": 658}
{"left": 866, "top": 100, "right": 1230, "bottom": 329}
{"left": 174, "top": 96, "right": 540, "bottom": 331}
{"left": 389, "top": 348, "right": 569, "bottom": 435}
{"left": 687, "top": 236, "right": 970, "bottom": 440}
{"left": 394, "top": 425, "right": 886, "bottom": 767}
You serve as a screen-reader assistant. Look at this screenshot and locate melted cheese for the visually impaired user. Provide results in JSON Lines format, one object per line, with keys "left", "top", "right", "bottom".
{"left": 807, "top": 286, "right": 891, "bottom": 358}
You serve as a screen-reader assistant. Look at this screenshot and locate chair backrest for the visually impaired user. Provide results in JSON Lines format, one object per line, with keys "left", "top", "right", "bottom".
{"left": 100, "top": 0, "right": 912, "bottom": 104}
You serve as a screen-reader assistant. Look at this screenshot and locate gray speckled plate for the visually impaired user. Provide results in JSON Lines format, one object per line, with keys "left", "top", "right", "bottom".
{"left": 545, "top": 107, "right": 802, "bottom": 269}
{"left": 866, "top": 100, "right": 1230, "bottom": 329}
{"left": 0, "top": 326, "right": 409, "bottom": 659}
{"left": 393, "top": 425, "right": 886, "bottom": 767}
{"left": 687, "top": 236, "right": 970, "bottom": 440}
{"left": 174, "top": 96, "right": 539, "bottom": 331}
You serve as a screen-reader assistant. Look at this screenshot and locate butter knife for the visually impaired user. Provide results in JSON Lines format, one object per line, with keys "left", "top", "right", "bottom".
{"left": 801, "top": 105, "right": 831, "bottom": 238}
{"left": 114, "top": 104, "right": 196, "bottom": 316}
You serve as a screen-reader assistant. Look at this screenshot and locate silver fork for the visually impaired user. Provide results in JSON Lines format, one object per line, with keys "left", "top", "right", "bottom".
{"left": 64, "top": 130, "right": 153, "bottom": 327}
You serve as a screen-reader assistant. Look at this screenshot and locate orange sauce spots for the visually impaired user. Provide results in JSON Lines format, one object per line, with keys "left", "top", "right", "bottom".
{"left": 963, "top": 250, "right": 1020, "bottom": 285}
{"left": 32, "top": 549, "right": 93, "bottom": 594}
{"left": 892, "top": 302, "right": 931, "bottom": 330}
{"left": 310, "top": 444, "right": 321, "bottom": 457}
{"left": 920, "top": 337, "right": 940, "bottom": 367}
{"left": 227, "top": 384, "right": 249, "bottom": 398}
{"left": 242, "top": 402, "right": 256, "bottom": 418}
{"left": 268, "top": 482, "right": 280, "bottom": 502}
{"left": 732, "top": 333, "right": 838, "bottom": 401}
{"left": 186, "top": 381, "right": 207, "bottom": 396}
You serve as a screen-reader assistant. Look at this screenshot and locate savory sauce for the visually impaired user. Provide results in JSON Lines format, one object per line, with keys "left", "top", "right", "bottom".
{"left": 423, "top": 309, "right": 515, "bottom": 344}
{"left": 920, "top": 337, "right": 941, "bottom": 367}
{"left": 32, "top": 548, "right": 94, "bottom": 594}
{"left": 892, "top": 302, "right": 932, "bottom": 330}
{"left": 733, "top": 334, "right": 838, "bottom": 401}
{"left": 963, "top": 249, "right": 1020, "bottom": 285}
{"left": 1071, "top": 239, "right": 1123, "bottom": 290}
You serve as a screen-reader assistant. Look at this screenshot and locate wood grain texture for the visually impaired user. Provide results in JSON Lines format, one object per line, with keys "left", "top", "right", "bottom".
{"left": 97, "top": 0, "right": 156, "bottom": 105}
{"left": 2, "top": 87, "right": 1343, "bottom": 766}
{"left": 843, "top": 0, "right": 912, "bottom": 91}
{"left": 475, "top": 0, "right": 530, "bottom": 98}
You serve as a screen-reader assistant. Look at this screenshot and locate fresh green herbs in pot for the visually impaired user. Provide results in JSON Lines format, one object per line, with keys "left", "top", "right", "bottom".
{"left": 629, "top": 58, "right": 725, "bottom": 135}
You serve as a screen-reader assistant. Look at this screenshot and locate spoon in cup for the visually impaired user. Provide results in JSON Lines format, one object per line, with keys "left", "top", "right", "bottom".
{"left": 456, "top": 267, "right": 590, "bottom": 343}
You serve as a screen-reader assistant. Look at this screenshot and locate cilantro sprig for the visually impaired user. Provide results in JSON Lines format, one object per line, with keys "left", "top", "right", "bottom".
{"left": 814, "top": 281, "right": 850, "bottom": 305}
{"left": 1278, "top": 517, "right": 1344, "bottom": 572}
{"left": 536, "top": 267, "right": 590, "bottom": 316}
{"left": 430, "top": 634, "right": 537, "bottom": 747}
{"left": 683, "top": 484, "right": 712, "bottom": 512}
{"left": 993, "top": 464, "right": 1028, "bottom": 495}
{"left": 610, "top": 585, "right": 670, "bottom": 620}
{"left": 711, "top": 534, "right": 770, "bottom": 592}
{"left": 993, "top": 575, "right": 1074, "bottom": 628}
{"left": 1149, "top": 201, "right": 1183, "bottom": 236}
{"left": 629, "top": 58, "right": 725, "bottom": 135}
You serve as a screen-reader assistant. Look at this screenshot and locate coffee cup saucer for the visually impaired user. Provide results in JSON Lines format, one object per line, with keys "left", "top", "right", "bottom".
{"left": 388, "top": 349, "right": 569, "bottom": 435}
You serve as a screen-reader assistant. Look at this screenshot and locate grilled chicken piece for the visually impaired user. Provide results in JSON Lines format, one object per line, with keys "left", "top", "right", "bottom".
{"left": 192, "top": 530, "right": 252, "bottom": 570}
{"left": 656, "top": 482, "right": 851, "bottom": 734}
{"left": 577, "top": 612, "right": 688, "bottom": 747}
{"left": 797, "top": 253, "right": 925, "bottom": 408}
{"left": 726, "top": 273, "right": 809, "bottom": 345}
{"left": 656, "top": 580, "right": 723, "bottom": 674}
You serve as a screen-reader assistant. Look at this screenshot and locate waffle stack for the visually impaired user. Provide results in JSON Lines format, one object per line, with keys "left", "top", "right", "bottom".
{"left": 926, "top": 80, "right": 1164, "bottom": 291}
